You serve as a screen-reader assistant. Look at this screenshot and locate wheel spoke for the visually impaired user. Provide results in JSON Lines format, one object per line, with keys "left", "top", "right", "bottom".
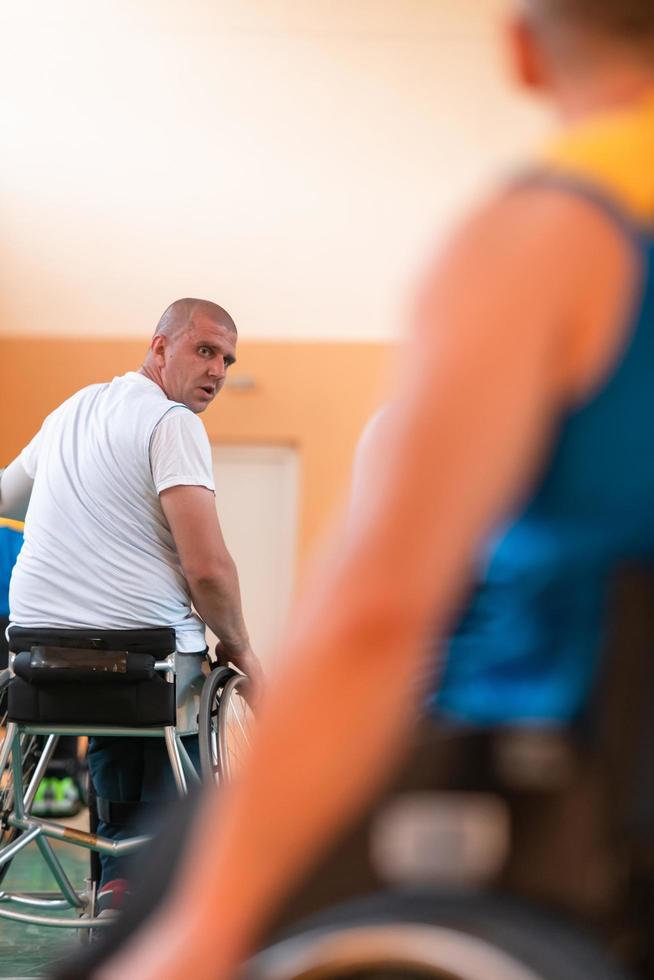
{"left": 201, "top": 673, "right": 256, "bottom": 786}
{"left": 232, "top": 699, "right": 250, "bottom": 745}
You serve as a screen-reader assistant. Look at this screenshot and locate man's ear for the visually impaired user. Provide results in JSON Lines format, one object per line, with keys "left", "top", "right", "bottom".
{"left": 505, "top": 14, "right": 550, "bottom": 92}
{"left": 151, "top": 334, "right": 167, "bottom": 366}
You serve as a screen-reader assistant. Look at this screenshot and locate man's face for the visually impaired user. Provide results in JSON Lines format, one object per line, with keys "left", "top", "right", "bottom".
{"left": 156, "top": 314, "right": 237, "bottom": 413}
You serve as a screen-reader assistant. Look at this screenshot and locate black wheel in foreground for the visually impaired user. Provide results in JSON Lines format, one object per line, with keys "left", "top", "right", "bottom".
{"left": 246, "top": 890, "right": 634, "bottom": 980}
{"left": 198, "top": 666, "right": 254, "bottom": 784}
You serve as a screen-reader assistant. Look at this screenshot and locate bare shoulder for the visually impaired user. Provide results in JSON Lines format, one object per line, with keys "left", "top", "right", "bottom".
{"left": 421, "top": 184, "right": 636, "bottom": 298}
{"left": 414, "top": 184, "right": 640, "bottom": 401}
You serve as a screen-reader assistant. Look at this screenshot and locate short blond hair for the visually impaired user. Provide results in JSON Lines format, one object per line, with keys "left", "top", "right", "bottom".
{"left": 526, "top": 0, "right": 654, "bottom": 45}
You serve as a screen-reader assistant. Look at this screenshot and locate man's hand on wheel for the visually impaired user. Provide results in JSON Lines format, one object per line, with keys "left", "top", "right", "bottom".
{"left": 215, "top": 641, "right": 264, "bottom": 702}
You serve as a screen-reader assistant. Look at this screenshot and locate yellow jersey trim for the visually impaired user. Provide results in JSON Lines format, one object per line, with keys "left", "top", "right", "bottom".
{"left": 540, "top": 90, "right": 654, "bottom": 222}
{"left": 0, "top": 518, "right": 24, "bottom": 533}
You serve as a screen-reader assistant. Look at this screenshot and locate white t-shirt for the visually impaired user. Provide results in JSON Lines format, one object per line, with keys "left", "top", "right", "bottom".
{"left": 9, "top": 372, "right": 214, "bottom": 652}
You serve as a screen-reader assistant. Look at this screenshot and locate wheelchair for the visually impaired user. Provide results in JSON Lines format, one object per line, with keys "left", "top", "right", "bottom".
{"left": 242, "top": 729, "right": 634, "bottom": 980}
{"left": 246, "top": 889, "right": 633, "bottom": 980}
{"left": 0, "top": 625, "right": 253, "bottom": 933}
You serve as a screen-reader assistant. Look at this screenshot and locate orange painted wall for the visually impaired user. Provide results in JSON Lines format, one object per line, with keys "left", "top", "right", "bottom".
{"left": 0, "top": 338, "right": 391, "bottom": 562}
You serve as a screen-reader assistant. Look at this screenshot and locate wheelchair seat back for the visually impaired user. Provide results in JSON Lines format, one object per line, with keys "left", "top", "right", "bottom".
{"left": 6, "top": 626, "right": 176, "bottom": 727}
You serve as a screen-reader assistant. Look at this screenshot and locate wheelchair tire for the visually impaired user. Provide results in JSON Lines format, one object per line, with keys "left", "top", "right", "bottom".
{"left": 0, "top": 671, "right": 43, "bottom": 885}
{"left": 198, "top": 666, "right": 253, "bottom": 784}
{"left": 246, "top": 889, "right": 633, "bottom": 980}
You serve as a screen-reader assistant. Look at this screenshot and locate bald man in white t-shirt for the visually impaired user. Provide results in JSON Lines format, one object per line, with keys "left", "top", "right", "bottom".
{"left": 0, "top": 297, "right": 262, "bottom": 902}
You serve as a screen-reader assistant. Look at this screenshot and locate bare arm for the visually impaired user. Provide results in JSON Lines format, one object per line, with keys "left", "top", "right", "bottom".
{"left": 159, "top": 484, "right": 261, "bottom": 685}
{"left": 0, "top": 458, "right": 33, "bottom": 522}
{"left": 96, "top": 189, "right": 636, "bottom": 980}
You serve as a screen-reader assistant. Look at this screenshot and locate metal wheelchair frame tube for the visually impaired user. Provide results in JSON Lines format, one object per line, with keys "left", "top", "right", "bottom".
{"left": 164, "top": 726, "right": 187, "bottom": 795}
{"left": 176, "top": 735, "right": 202, "bottom": 787}
{"left": 0, "top": 826, "right": 41, "bottom": 868}
{"left": 0, "top": 891, "right": 77, "bottom": 910}
{"left": 23, "top": 732, "right": 58, "bottom": 814}
{"left": 20, "top": 724, "right": 170, "bottom": 737}
{"left": 0, "top": 721, "right": 16, "bottom": 774}
{"left": 9, "top": 814, "right": 149, "bottom": 855}
{"left": 9, "top": 732, "right": 85, "bottom": 908}
{"left": 0, "top": 906, "right": 114, "bottom": 929}
{"left": 11, "top": 728, "right": 26, "bottom": 821}
{"left": 35, "top": 834, "right": 85, "bottom": 908}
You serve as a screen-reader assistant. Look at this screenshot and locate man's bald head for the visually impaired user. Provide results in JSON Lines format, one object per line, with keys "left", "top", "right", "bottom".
{"left": 155, "top": 298, "right": 237, "bottom": 341}
{"left": 141, "top": 298, "right": 238, "bottom": 412}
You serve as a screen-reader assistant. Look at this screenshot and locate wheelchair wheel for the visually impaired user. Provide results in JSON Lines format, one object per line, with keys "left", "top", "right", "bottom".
{"left": 0, "top": 671, "right": 43, "bottom": 884}
{"left": 247, "top": 890, "right": 633, "bottom": 980}
{"left": 198, "top": 666, "right": 254, "bottom": 784}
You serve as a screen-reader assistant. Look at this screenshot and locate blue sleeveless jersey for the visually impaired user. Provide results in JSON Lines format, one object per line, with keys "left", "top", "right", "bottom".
{"left": 432, "top": 92, "right": 654, "bottom": 725}
{"left": 0, "top": 521, "right": 24, "bottom": 619}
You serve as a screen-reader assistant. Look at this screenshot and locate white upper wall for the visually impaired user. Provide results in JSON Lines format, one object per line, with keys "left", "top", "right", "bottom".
{"left": 0, "top": 0, "right": 552, "bottom": 340}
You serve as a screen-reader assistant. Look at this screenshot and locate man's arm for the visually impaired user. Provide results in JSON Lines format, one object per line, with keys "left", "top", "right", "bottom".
{"left": 95, "top": 188, "right": 637, "bottom": 980}
{"left": 0, "top": 458, "right": 34, "bottom": 522}
{"left": 159, "top": 484, "right": 261, "bottom": 685}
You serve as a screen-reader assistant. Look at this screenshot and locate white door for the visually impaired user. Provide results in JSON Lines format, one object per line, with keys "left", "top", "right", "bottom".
{"left": 207, "top": 445, "right": 299, "bottom": 665}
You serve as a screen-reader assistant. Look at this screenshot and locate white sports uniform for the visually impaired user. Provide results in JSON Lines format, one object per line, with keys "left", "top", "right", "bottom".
{"left": 9, "top": 372, "right": 215, "bottom": 653}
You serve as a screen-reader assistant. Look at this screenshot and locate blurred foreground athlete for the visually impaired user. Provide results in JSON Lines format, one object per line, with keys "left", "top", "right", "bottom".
{"left": 94, "top": 2, "right": 654, "bottom": 977}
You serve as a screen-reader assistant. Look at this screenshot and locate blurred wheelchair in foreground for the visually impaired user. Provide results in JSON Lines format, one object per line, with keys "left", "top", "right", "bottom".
{"left": 247, "top": 888, "right": 632, "bottom": 980}
{"left": 52, "top": 723, "right": 639, "bottom": 979}
{"left": 246, "top": 729, "right": 633, "bottom": 979}
{"left": 246, "top": 570, "right": 654, "bottom": 980}
{"left": 0, "top": 626, "right": 253, "bottom": 932}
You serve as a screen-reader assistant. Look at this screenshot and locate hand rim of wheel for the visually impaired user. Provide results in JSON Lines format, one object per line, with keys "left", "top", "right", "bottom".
{"left": 246, "top": 922, "right": 546, "bottom": 980}
{"left": 217, "top": 673, "right": 251, "bottom": 781}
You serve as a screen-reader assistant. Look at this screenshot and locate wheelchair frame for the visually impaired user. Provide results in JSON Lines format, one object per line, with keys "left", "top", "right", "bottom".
{"left": 0, "top": 643, "right": 251, "bottom": 932}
